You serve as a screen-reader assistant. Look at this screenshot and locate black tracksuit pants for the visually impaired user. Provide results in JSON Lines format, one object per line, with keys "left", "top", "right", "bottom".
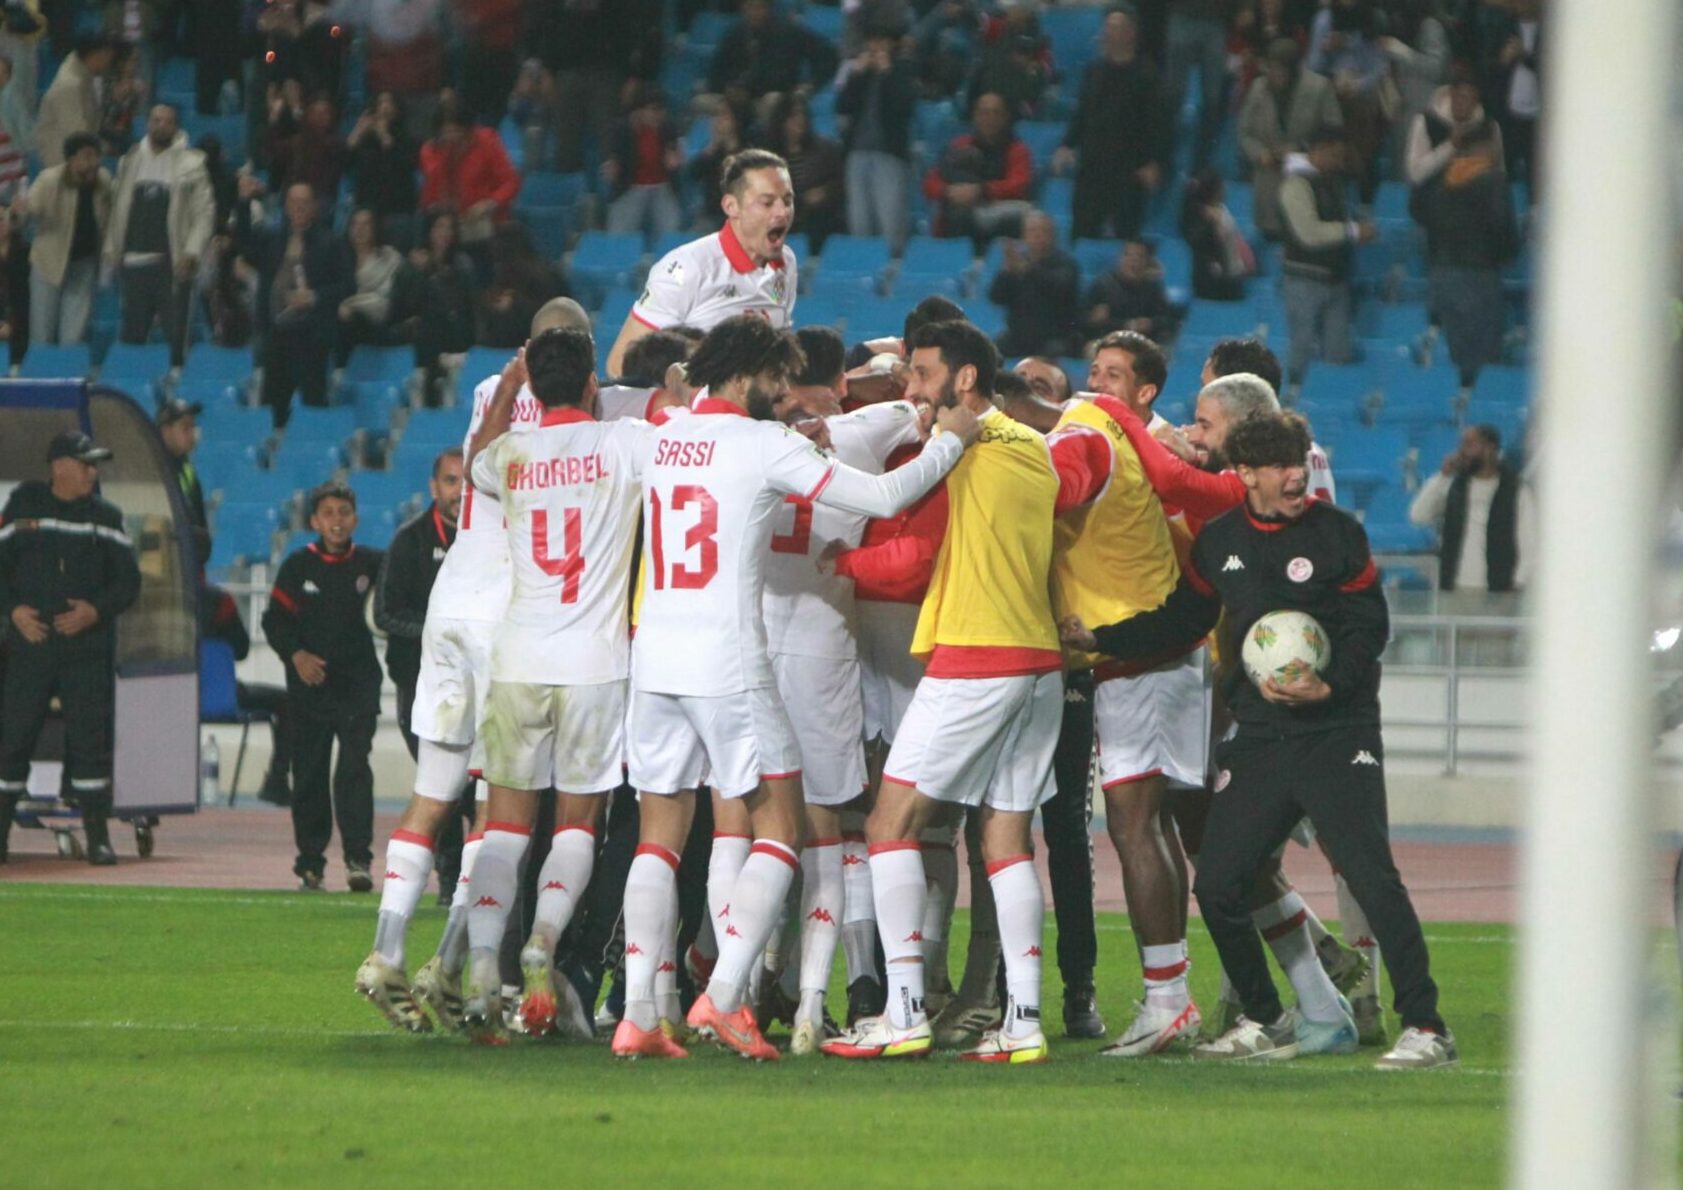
{"left": 1043, "top": 668, "right": 1098, "bottom": 987}
{"left": 0, "top": 641, "right": 115, "bottom": 812}
{"left": 1193, "top": 724, "right": 1445, "bottom": 1033}
{"left": 289, "top": 695, "right": 377, "bottom": 878}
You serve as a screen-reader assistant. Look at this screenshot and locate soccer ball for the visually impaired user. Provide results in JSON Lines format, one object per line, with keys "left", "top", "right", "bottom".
{"left": 1240, "top": 610, "right": 1331, "bottom": 690}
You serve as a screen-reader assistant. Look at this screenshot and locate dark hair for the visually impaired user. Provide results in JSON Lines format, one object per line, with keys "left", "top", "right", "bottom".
{"left": 62, "top": 131, "right": 101, "bottom": 160}
{"left": 667, "top": 325, "right": 707, "bottom": 344}
{"left": 720, "top": 148, "right": 790, "bottom": 199}
{"left": 768, "top": 93, "right": 812, "bottom": 153}
{"left": 433, "top": 105, "right": 471, "bottom": 137}
{"left": 794, "top": 326, "right": 845, "bottom": 387}
{"left": 347, "top": 207, "right": 383, "bottom": 246}
{"left": 309, "top": 481, "right": 357, "bottom": 514}
{"left": 433, "top": 446, "right": 464, "bottom": 478}
{"left": 1471, "top": 423, "right": 1502, "bottom": 451}
{"left": 422, "top": 208, "right": 459, "bottom": 253}
{"left": 1207, "top": 337, "right": 1283, "bottom": 393}
{"left": 908, "top": 319, "right": 999, "bottom": 397}
{"left": 902, "top": 295, "right": 965, "bottom": 349}
{"left": 685, "top": 315, "right": 805, "bottom": 391}
{"left": 1224, "top": 413, "right": 1312, "bottom": 470}
{"left": 74, "top": 32, "right": 113, "bottom": 58}
{"left": 993, "top": 370, "right": 1033, "bottom": 403}
{"left": 1021, "top": 356, "right": 1072, "bottom": 402}
{"left": 622, "top": 330, "right": 695, "bottom": 387}
{"left": 1092, "top": 329, "right": 1168, "bottom": 393}
{"left": 525, "top": 328, "right": 597, "bottom": 408}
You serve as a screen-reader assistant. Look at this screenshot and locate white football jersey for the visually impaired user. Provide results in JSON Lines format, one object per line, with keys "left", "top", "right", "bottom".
{"left": 425, "top": 375, "right": 543, "bottom": 623}
{"left": 630, "top": 224, "right": 797, "bottom": 333}
{"left": 470, "top": 409, "right": 654, "bottom": 685}
{"left": 597, "top": 383, "right": 658, "bottom": 423}
{"left": 633, "top": 393, "right": 961, "bottom": 698}
{"left": 763, "top": 401, "right": 923, "bottom": 661}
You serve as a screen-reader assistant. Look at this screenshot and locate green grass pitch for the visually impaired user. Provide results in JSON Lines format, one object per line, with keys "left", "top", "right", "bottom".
{"left": 0, "top": 883, "right": 1510, "bottom": 1187}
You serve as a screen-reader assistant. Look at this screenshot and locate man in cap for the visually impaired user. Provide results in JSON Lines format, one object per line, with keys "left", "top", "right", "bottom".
{"left": 157, "top": 397, "right": 209, "bottom": 568}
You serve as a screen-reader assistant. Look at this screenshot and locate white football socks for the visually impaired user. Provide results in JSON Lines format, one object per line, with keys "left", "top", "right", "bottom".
{"left": 707, "top": 840, "right": 799, "bottom": 1013}
{"left": 1255, "top": 890, "right": 1345, "bottom": 1024}
{"left": 435, "top": 830, "right": 482, "bottom": 973}
{"left": 623, "top": 843, "right": 680, "bottom": 1032}
{"left": 373, "top": 829, "right": 433, "bottom": 967}
{"left": 919, "top": 828, "right": 960, "bottom": 992}
{"left": 528, "top": 824, "right": 596, "bottom": 957}
{"left": 797, "top": 838, "right": 843, "bottom": 1016}
{"left": 707, "top": 832, "right": 751, "bottom": 958}
{"left": 870, "top": 842, "right": 928, "bottom": 1029}
{"left": 1141, "top": 941, "right": 1190, "bottom": 1011}
{"left": 1335, "top": 873, "right": 1380, "bottom": 998}
{"left": 464, "top": 822, "right": 530, "bottom": 972}
{"left": 987, "top": 854, "right": 1044, "bottom": 1040}
{"left": 840, "top": 830, "right": 879, "bottom": 986}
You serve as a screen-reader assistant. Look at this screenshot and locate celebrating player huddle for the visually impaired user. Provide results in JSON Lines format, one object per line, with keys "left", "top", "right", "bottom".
{"left": 353, "top": 150, "right": 1454, "bottom": 1071}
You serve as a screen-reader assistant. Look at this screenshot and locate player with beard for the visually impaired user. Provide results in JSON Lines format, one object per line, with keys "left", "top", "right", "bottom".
{"left": 616, "top": 316, "right": 980, "bottom": 1060}
{"left": 606, "top": 150, "right": 798, "bottom": 377}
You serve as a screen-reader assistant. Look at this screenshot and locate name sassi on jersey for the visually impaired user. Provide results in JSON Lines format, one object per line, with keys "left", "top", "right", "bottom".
{"left": 652, "top": 439, "right": 717, "bottom": 467}
{"left": 505, "top": 454, "right": 611, "bottom": 490}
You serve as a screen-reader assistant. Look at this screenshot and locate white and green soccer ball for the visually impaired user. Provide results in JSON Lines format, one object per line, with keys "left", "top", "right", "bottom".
{"left": 1240, "top": 610, "right": 1331, "bottom": 690}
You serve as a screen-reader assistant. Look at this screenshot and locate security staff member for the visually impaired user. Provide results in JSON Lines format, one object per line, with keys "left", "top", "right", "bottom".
{"left": 262, "top": 481, "right": 384, "bottom": 892}
{"left": 0, "top": 431, "right": 141, "bottom": 866}
{"left": 157, "top": 398, "right": 210, "bottom": 568}
{"left": 1062, "top": 413, "right": 1455, "bottom": 1070}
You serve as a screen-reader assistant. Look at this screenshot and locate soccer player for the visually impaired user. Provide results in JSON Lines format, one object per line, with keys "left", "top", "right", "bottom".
{"left": 355, "top": 298, "right": 589, "bottom": 1033}
{"left": 453, "top": 328, "right": 656, "bottom": 1044}
{"left": 1195, "top": 338, "right": 1335, "bottom": 502}
{"left": 1062, "top": 414, "right": 1456, "bottom": 1070}
{"left": 616, "top": 315, "right": 978, "bottom": 1061}
{"left": 606, "top": 149, "right": 797, "bottom": 376}
{"left": 760, "top": 325, "right": 924, "bottom": 1053}
{"left": 823, "top": 320, "right": 1113, "bottom": 1065}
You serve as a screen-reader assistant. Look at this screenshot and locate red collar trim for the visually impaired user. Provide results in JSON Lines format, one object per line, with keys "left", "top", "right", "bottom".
{"left": 719, "top": 221, "right": 783, "bottom": 273}
{"left": 308, "top": 542, "right": 356, "bottom": 563}
{"left": 539, "top": 406, "right": 596, "bottom": 427}
{"left": 692, "top": 389, "right": 749, "bottom": 418}
{"left": 430, "top": 506, "right": 451, "bottom": 547}
{"left": 1243, "top": 494, "right": 1319, "bottom": 532}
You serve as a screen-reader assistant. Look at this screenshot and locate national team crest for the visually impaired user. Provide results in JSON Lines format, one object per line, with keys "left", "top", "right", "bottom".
{"left": 768, "top": 271, "right": 787, "bottom": 304}
{"left": 1287, "top": 557, "right": 1314, "bottom": 583}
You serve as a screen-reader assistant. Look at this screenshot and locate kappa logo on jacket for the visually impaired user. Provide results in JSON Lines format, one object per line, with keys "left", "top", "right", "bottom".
{"left": 1351, "top": 751, "right": 1379, "bottom": 766}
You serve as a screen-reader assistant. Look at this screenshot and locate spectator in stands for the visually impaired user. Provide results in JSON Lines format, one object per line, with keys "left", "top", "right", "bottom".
{"left": 1181, "top": 168, "right": 1256, "bottom": 302}
{"left": 0, "top": 56, "right": 34, "bottom": 200}
{"left": 763, "top": 92, "right": 845, "bottom": 252}
{"left": 1378, "top": 0, "right": 1451, "bottom": 179}
{"left": 418, "top": 108, "right": 521, "bottom": 282}
{"left": 687, "top": 102, "right": 742, "bottom": 229}
{"left": 603, "top": 83, "right": 683, "bottom": 244}
{"left": 269, "top": 93, "right": 347, "bottom": 203}
{"left": 913, "top": 0, "right": 983, "bottom": 100}
{"left": 409, "top": 208, "right": 477, "bottom": 406}
{"left": 348, "top": 92, "right": 419, "bottom": 252}
{"left": 966, "top": 23, "right": 1051, "bottom": 122}
{"left": 1056, "top": 6, "right": 1167, "bottom": 242}
{"left": 196, "top": 133, "right": 238, "bottom": 230}
{"left": 334, "top": 209, "right": 411, "bottom": 367}
{"left": 1279, "top": 125, "right": 1375, "bottom": 390}
{"left": 201, "top": 224, "right": 256, "bottom": 347}
{"left": 1232, "top": 0, "right": 1311, "bottom": 75}
{"left": 192, "top": 0, "right": 242, "bottom": 116}
{"left": 249, "top": 1, "right": 346, "bottom": 126}
{"left": 156, "top": 397, "right": 210, "bottom": 566}
{"left": 260, "top": 75, "right": 305, "bottom": 170}
{"left": 451, "top": 0, "right": 520, "bottom": 126}
{"left": 531, "top": 0, "right": 660, "bottom": 175}
{"left": 707, "top": 0, "right": 838, "bottom": 118}
{"left": 0, "top": 205, "right": 27, "bottom": 373}
{"left": 363, "top": 0, "right": 446, "bottom": 142}
{"left": 37, "top": 32, "right": 114, "bottom": 166}
{"left": 1483, "top": 0, "right": 1540, "bottom": 190}
{"left": 924, "top": 91, "right": 1033, "bottom": 244}
{"left": 838, "top": 17, "right": 917, "bottom": 253}
{"left": 1082, "top": 238, "right": 1177, "bottom": 344}
{"left": 1409, "top": 423, "right": 1533, "bottom": 599}
{"left": 1165, "top": 0, "right": 1236, "bottom": 171}
{"left": 235, "top": 178, "right": 349, "bottom": 428}
{"left": 24, "top": 133, "right": 111, "bottom": 348}
{"left": 478, "top": 223, "right": 566, "bottom": 350}
{"left": 97, "top": 43, "right": 143, "bottom": 157}
{"left": 1406, "top": 67, "right": 1503, "bottom": 187}
{"left": 1408, "top": 123, "right": 1518, "bottom": 391}
{"left": 200, "top": 579, "right": 294, "bottom": 807}
{"left": 1307, "top": 0, "right": 1390, "bottom": 203}
{"left": 988, "top": 209, "right": 1080, "bottom": 358}
{"left": 0, "top": 3, "right": 45, "bottom": 121}
{"left": 106, "top": 104, "right": 215, "bottom": 371}
{"left": 1238, "top": 38, "right": 1341, "bottom": 241}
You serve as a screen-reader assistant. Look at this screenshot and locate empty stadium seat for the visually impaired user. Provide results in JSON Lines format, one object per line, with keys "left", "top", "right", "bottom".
{"left": 1300, "top": 363, "right": 1381, "bottom": 412}
{"left": 349, "top": 470, "right": 425, "bottom": 522}
{"left": 1015, "top": 121, "right": 1065, "bottom": 170}
{"left": 896, "top": 236, "right": 974, "bottom": 296}
{"left": 284, "top": 405, "right": 361, "bottom": 447}
{"left": 401, "top": 407, "right": 471, "bottom": 450}
{"left": 100, "top": 342, "right": 172, "bottom": 388}
{"left": 1362, "top": 485, "right": 1434, "bottom": 552}
{"left": 793, "top": 292, "right": 844, "bottom": 332}
{"left": 520, "top": 171, "right": 590, "bottom": 208}
{"left": 1473, "top": 365, "right": 1530, "bottom": 407}
{"left": 569, "top": 232, "right": 647, "bottom": 304}
{"left": 342, "top": 345, "right": 415, "bottom": 388}
{"left": 1328, "top": 427, "right": 1410, "bottom": 493}
{"left": 520, "top": 204, "right": 572, "bottom": 259}
{"left": 1362, "top": 302, "right": 1429, "bottom": 342}
{"left": 1371, "top": 181, "right": 1411, "bottom": 221}
{"left": 1378, "top": 368, "right": 1458, "bottom": 429}
{"left": 1154, "top": 238, "right": 1193, "bottom": 297}
{"left": 1180, "top": 301, "right": 1259, "bottom": 341}
{"left": 211, "top": 502, "right": 280, "bottom": 567}
{"left": 179, "top": 344, "right": 255, "bottom": 393}
{"left": 1072, "top": 238, "right": 1122, "bottom": 283}
{"left": 19, "top": 344, "right": 92, "bottom": 379}
{"left": 818, "top": 235, "right": 892, "bottom": 291}
{"left": 1041, "top": 6, "right": 1105, "bottom": 78}
{"left": 455, "top": 347, "right": 514, "bottom": 406}
{"left": 593, "top": 289, "right": 638, "bottom": 344}
{"left": 685, "top": 10, "right": 734, "bottom": 52}
{"left": 845, "top": 296, "right": 908, "bottom": 342}
{"left": 349, "top": 383, "right": 404, "bottom": 434}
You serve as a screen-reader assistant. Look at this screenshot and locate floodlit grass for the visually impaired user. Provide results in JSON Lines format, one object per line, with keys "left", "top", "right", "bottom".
{"left": 0, "top": 883, "right": 1512, "bottom": 1187}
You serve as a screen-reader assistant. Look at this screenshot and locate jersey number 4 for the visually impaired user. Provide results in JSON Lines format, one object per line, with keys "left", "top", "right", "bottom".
{"left": 649, "top": 484, "right": 719, "bottom": 590}
{"left": 531, "top": 508, "right": 584, "bottom": 603}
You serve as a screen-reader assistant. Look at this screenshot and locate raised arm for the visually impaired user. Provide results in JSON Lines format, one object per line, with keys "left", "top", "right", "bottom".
{"left": 465, "top": 352, "right": 527, "bottom": 474}
{"left": 1100, "top": 395, "right": 1245, "bottom": 521}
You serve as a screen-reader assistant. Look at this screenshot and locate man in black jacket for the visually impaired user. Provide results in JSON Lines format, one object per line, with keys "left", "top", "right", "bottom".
{"left": 157, "top": 398, "right": 210, "bottom": 568}
{"left": 262, "top": 481, "right": 384, "bottom": 891}
{"left": 235, "top": 179, "right": 350, "bottom": 429}
{"left": 1062, "top": 414, "right": 1456, "bottom": 1070}
{"left": 837, "top": 18, "right": 917, "bottom": 254}
{"left": 0, "top": 431, "right": 141, "bottom": 865}
{"left": 1408, "top": 423, "right": 1532, "bottom": 598}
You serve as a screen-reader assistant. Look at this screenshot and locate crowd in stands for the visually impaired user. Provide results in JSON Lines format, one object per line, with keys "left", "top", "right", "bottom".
{"left": 0, "top": 0, "right": 1540, "bottom": 586}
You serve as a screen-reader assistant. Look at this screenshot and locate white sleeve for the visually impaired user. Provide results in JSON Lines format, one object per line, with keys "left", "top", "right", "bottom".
{"left": 630, "top": 248, "right": 694, "bottom": 330}
{"left": 612, "top": 419, "right": 658, "bottom": 481}
{"left": 470, "top": 437, "right": 504, "bottom": 495}
{"left": 808, "top": 434, "right": 963, "bottom": 518}
{"left": 761, "top": 426, "right": 840, "bottom": 501}
{"left": 851, "top": 401, "right": 923, "bottom": 467}
{"left": 1408, "top": 472, "right": 1451, "bottom": 528}
{"left": 1513, "top": 479, "right": 1536, "bottom": 589}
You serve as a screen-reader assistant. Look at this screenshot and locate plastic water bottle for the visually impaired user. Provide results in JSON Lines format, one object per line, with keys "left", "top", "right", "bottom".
{"left": 200, "top": 736, "right": 222, "bottom": 806}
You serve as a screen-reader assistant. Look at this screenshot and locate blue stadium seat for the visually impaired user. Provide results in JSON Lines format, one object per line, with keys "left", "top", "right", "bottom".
{"left": 356, "top": 506, "right": 399, "bottom": 550}
{"left": 275, "top": 530, "right": 316, "bottom": 563}
{"left": 1040, "top": 175, "right": 1075, "bottom": 231}
{"left": 1180, "top": 301, "right": 1259, "bottom": 341}
{"left": 342, "top": 345, "right": 415, "bottom": 387}
{"left": 195, "top": 442, "right": 261, "bottom": 497}
{"left": 914, "top": 100, "right": 960, "bottom": 152}
{"left": 1460, "top": 400, "right": 1527, "bottom": 452}
{"left": 520, "top": 171, "right": 590, "bottom": 208}
{"left": 1328, "top": 428, "right": 1410, "bottom": 494}
{"left": 1041, "top": 6, "right": 1105, "bottom": 79}
{"left": 968, "top": 302, "right": 1005, "bottom": 338}
{"left": 793, "top": 292, "right": 844, "bottom": 333}
{"left": 211, "top": 502, "right": 280, "bottom": 566}
{"left": 1300, "top": 363, "right": 1380, "bottom": 412}
{"left": 349, "top": 383, "right": 404, "bottom": 434}
{"left": 818, "top": 234, "right": 892, "bottom": 291}
{"left": 284, "top": 405, "right": 360, "bottom": 447}
{"left": 686, "top": 10, "right": 734, "bottom": 52}
{"left": 520, "top": 204, "right": 572, "bottom": 259}
{"left": 569, "top": 232, "right": 647, "bottom": 304}
{"left": 896, "top": 236, "right": 973, "bottom": 296}
{"left": 349, "top": 470, "right": 425, "bottom": 521}
{"left": 401, "top": 407, "right": 470, "bottom": 450}
{"left": 455, "top": 347, "right": 515, "bottom": 406}
{"left": 101, "top": 342, "right": 172, "bottom": 388}
{"left": 1154, "top": 238, "right": 1193, "bottom": 297}
{"left": 1015, "top": 121, "right": 1064, "bottom": 170}
{"left": 179, "top": 344, "right": 254, "bottom": 392}
{"left": 653, "top": 230, "right": 690, "bottom": 261}
{"left": 1362, "top": 485, "right": 1434, "bottom": 552}
{"left": 269, "top": 441, "right": 348, "bottom": 490}
{"left": 845, "top": 296, "right": 907, "bottom": 342}
{"left": 1072, "top": 237, "right": 1123, "bottom": 284}
{"left": 593, "top": 289, "right": 638, "bottom": 344}
{"left": 1058, "top": 356, "right": 1088, "bottom": 393}
{"left": 1378, "top": 368, "right": 1457, "bottom": 429}
{"left": 1168, "top": 334, "right": 1223, "bottom": 371}
{"left": 1472, "top": 365, "right": 1530, "bottom": 407}
{"left": 1224, "top": 181, "right": 1254, "bottom": 227}
{"left": 801, "top": 4, "right": 843, "bottom": 40}
{"left": 1371, "top": 182, "right": 1410, "bottom": 221}
{"left": 1362, "top": 302, "right": 1429, "bottom": 342}
{"left": 1413, "top": 425, "right": 1466, "bottom": 471}
{"left": 18, "top": 344, "right": 92, "bottom": 379}
{"left": 661, "top": 47, "right": 710, "bottom": 102}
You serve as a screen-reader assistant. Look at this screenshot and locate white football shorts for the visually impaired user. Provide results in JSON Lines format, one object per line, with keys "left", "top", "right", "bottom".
{"left": 771, "top": 653, "right": 867, "bottom": 807}
{"left": 882, "top": 671, "right": 1063, "bottom": 812}
{"left": 409, "top": 616, "right": 492, "bottom": 748}
{"left": 480, "top": 678, "right": 627, "bottom": 794}
{"left": 1094, "top": 647, "right": 1211, "bottom": 792}
{"left": 857, "top": 599, "right": 923, "bottom": 745}
{"left": 627, "top": 685, "right": 803, "bottom": 799}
